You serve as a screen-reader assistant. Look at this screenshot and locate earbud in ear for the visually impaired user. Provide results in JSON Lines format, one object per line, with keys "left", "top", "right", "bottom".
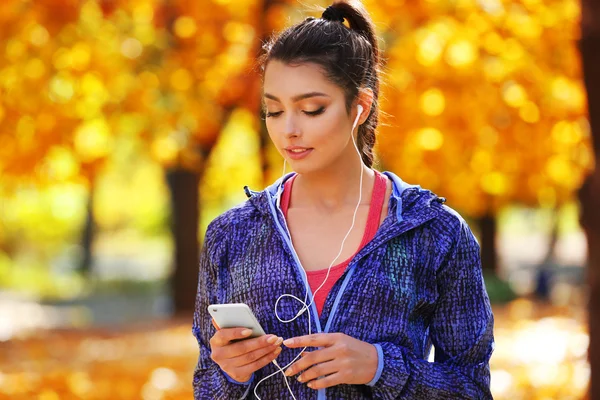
{"left": 352, "top": 105, "right": 363, "bottom": 132}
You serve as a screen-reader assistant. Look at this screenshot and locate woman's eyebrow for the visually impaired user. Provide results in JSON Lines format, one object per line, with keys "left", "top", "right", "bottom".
{"left": 263, "top": 92, "right": 330, "bottom": 103}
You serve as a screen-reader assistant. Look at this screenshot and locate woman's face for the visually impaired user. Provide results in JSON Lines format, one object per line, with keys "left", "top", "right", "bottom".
{"left": 263, "top": 60, "right": 357, "bottom": 175}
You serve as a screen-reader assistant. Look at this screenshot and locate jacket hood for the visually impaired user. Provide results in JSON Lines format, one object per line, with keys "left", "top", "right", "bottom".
{"left": 244, "top": 171, "right": 446, "bottom": 230}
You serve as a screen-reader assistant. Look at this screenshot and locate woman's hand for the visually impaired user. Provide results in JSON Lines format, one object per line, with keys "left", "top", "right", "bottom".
{"left": 209, "top": 320, "right": 284, "bottom": 383}
{"left": 282, "top": 333, "right": 378, "bottom": 390}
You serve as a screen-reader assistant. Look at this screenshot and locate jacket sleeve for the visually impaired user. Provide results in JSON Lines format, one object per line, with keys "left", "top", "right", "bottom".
{"left": 368, "top": 216, "right": 494, "bottom": 400}
{"left": 191, "top": 222, "right": 255, "bottom": 400}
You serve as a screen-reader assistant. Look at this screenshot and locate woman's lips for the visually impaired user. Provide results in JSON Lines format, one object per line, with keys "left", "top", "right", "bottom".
{"left": 285, "top": 148, "right": 313, "bottom": 160}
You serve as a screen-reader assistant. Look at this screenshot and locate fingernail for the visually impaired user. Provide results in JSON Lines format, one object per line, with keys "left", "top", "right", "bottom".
{"left": 267, "top": 335, "right": 277, "bottom": 344}
{"left": 241, "top": 329, "right": 252, "bottom": 336}
{"left": 275, "top": 337, "right": 284, "bottom": 346}
{"left": 283, "top": 339, "right": 293, "bottom": 346}
{"left": 274, "top": 347, "right": 282, "bottom": 355}
{"left": 308, "top": 382, "right": 314, "bottom": 389}
{"left": 284, "top": 368, "right": 293, "bottom": 376}
{"left": 297, "top": 375, "right": 304, "bottom": 382}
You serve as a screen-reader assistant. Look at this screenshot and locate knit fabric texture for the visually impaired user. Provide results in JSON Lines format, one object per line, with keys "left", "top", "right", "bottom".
{"left": 192, "top": 171, "right": 495, "bottom": 400}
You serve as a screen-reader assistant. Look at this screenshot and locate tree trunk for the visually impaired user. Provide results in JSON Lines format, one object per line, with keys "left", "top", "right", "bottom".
{"left": 258, "top": 0, "right": 279, "bottom": 187}
{"left": 77, "top": 183, "right": 95, "bottom": 276}
{"left": 166, "top": 168, "right": 201, "bottom": 315}
{"left": 534, "top": 206, "right": 560, "bottom": 300}
{"left": 542, "top": 207, "right": 560, "bottom": 265}
{"left": 477, "top": 213, "right": 498, "bottom": 275}
{"left": 579, "top": 0, "right": 600, "bottom": 398}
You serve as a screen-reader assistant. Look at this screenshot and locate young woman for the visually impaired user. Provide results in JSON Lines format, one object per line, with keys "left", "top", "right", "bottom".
{"left": 192, "top": 1, "right": 494, "bottom": 399}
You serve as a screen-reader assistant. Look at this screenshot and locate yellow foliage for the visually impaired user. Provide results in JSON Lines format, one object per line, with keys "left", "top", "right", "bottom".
{"left": 0, "top": 0, "right": 268, "bottom": 188}
{"left": 366, "top": 0, "right": 592, "bottom": 215}
{"left": 0, "top": 0, "right": 593, "bottom": 224}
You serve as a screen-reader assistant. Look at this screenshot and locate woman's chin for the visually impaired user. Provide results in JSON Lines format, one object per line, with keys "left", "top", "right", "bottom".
{"left": 286, "top": 161, "right": 331, "bottom": 176}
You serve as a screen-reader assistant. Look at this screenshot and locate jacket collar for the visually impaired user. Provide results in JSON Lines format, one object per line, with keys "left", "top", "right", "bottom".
{"left": 245, "top": 171, "right": 445, "bottom": 230}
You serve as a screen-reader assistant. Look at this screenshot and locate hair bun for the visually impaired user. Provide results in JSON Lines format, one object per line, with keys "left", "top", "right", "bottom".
{"left": 322, "top": 5, "right": 345, "bottom": 23}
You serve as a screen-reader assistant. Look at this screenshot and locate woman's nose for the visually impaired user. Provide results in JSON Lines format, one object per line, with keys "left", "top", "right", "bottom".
{"left": 284, "top": 115, "right": 300, "bottom": 138}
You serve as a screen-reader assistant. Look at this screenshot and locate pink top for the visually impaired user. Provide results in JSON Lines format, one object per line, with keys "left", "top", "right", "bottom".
{"left": 281, "top": 171, "right": 388, "bottom": 316}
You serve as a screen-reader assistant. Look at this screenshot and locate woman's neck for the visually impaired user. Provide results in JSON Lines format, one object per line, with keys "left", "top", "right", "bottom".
{"left": 291, "top": 159, "right": 375, "bottom": 212}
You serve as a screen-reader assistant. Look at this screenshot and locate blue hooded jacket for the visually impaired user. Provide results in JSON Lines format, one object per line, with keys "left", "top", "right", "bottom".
{"left": 192, "top": 172, "right": 494, "bottom": 399}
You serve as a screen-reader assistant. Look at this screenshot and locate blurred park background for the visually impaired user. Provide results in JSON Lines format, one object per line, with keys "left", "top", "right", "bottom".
{"left": 0, "top": 0, "right": 595, "bottom": 399}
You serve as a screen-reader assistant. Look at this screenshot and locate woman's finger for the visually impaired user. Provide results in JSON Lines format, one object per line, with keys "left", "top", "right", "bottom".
{"left": 235, "top": 347, "right": 282, "bottom": 378}
{"left": 230, "top": 341, "right": 283, "bottom": 367}
{"left": 221, "top": 335, "right": 282, "bottom": 359}
{"left": 306, "top": 372, "right": 345, "bottom": 390}
{"left": 297, "top": 360, "right": 339, "bottom": 384}
{"left": 283, "top": 333, "right": 338, "bottom": 349}
{"left": 284, "top": 346, "right": 336, "bottom": 377}
{"left": 209, "top": 327, "right": 253, "bottom": 347}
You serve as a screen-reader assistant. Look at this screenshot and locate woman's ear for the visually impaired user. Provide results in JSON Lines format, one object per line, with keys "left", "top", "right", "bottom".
{"left": 356, "top": 88, "right": 374, "bottom": 125}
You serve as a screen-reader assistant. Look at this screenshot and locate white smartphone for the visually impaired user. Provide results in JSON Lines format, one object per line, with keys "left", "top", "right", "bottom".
{"left": 208, "top": 303, "right": 266, "bottom": 338}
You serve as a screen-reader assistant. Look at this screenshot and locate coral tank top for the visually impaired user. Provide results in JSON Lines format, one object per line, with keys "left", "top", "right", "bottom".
{"left": 281, "top": 171, "right": 387, "bottom": 316}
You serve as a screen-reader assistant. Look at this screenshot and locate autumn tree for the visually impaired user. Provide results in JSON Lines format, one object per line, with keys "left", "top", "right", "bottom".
{"left": 0, "top": 0, "right": 128, "bottom": 275}
{"left": 134, "top": 0, "right": 263, "bottom": 314}
{"left": 0, "top": 0, "right": 265, "bottom": 312}
{"left": 579, "top": 0, "right": 600, "bottom": 398}
{"left": 2, "top": 0, "right": 593, "bottom": 313}
{"left": 370, "top": 0, "right": 592, "bottom": 276}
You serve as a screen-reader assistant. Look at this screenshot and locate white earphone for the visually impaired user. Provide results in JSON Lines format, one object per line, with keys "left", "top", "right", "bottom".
{"left": 354, "top": 104, "right": 363, "bottom": 131}
{"left": 255, "top": 103, "right": 367, "bottom": 400}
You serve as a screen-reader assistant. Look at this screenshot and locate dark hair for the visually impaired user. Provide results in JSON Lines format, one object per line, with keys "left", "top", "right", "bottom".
{"left": 260, "top": 0, "right": 381, "bottom": 168}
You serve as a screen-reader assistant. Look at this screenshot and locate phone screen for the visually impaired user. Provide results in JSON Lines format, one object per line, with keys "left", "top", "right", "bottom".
{"left": 208, "top": 303, "right": 266, "bottom": 338}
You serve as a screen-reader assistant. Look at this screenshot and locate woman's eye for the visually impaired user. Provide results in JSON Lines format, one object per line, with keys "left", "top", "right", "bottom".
{"left": 265, "top": 111, "right": 283, "bottom": 118}
{"left": 265, "top": 107, "right": 325, "bottom": 118}
{"left": 303, "top": 107, "right": 325, "bottom": 116}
